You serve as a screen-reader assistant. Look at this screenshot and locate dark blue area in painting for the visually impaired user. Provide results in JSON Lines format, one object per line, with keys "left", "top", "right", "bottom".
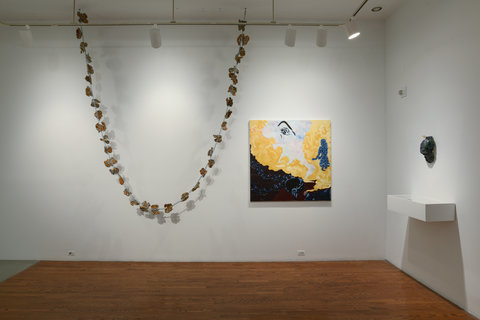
{"left": 304, "top": 188, "right": 331, "bottom": 201}
{"left": 312, "top": 139, "right": 330, "bottom": 171}
{"left": 250, "top": 152, "right": 331, "bottom": 202}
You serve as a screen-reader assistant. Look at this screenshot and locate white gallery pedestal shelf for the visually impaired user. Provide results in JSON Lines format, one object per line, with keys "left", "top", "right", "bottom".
{"left": 387, "top": 195, "right": 456, "bottom": 222}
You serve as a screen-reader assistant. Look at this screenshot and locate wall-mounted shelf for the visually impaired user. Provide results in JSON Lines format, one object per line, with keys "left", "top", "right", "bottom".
{"left": 387, "top": 194, "right": 456, "bottom": 222}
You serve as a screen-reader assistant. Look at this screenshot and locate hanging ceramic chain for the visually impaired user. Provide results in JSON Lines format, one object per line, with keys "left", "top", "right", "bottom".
{"left": 75, "top": 11, "right": 249, "bottom": 216}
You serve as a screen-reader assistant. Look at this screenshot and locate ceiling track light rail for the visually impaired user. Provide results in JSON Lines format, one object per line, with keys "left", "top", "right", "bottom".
{"left": 3, "top": 0, "right": 369, "bottom": 47}
{"left": 2, "top": 21, "right": 342, "bottom": 27}
{"left": 1, "top": 0, "right": 369, "bottom": 28}
{"left": 352, "top": 0, "right": 369, "bottom": 17}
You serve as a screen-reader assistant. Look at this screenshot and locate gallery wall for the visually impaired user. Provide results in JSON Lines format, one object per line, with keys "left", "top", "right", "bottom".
{"left": 385, "top": 0, "right": 480, "bottom": 317}
{"left": 0, "top": 22, "right": 386, "bottom": 261}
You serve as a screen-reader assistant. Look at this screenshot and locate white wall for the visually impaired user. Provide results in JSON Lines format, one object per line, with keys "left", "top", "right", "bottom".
{"left": 385, "top": 0, "right": 480, "bottom": 317}
{"left": 0, "top": 22, "right": 386, "bottom": 262}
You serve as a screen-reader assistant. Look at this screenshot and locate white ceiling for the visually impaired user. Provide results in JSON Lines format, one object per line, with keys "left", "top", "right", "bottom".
{"left": 0, "top": 0, "right": 404, "bottom": 25}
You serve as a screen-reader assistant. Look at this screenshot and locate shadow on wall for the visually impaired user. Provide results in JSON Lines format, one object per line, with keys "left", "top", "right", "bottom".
{"left": 401, "top": 216, "right": 467, "bottom": 308}
{"left": 88, "top": 47, "right": 230, "bottom": 225}
{"left": 138, "top": 188, "right": 207, "bottom": 225}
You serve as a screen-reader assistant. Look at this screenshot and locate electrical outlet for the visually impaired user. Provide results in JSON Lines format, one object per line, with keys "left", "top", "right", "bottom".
{"left": 67, "top": 251, "right": 75, "bottom": 257}
{"left": 297, "top": 250, "right": 306, "bottom": 256}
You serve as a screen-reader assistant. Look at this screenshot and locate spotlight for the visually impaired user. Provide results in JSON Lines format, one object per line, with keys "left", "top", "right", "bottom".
{"left": 316, "top": 27, "right": 327, "bottom": 47}
{"left": 18, "top": 25, "right": 33, "bottom": 47}
{"left": 150, "top": 24, "right": 161, "bottom": 48}
{"left": 344, "top": 18, "right": 360, "bottom": 40}
{"left": 284, "top": 24, "right": 296, "bottom": 47}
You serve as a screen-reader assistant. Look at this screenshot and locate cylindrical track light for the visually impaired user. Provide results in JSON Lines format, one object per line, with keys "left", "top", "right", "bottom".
{"left": 316, "top": 27, "right": 327, "bottom": 47}
{"left": 150, "top": 24, "right": 161, "bottom": 48}
{"left": 344, "top": 18, "right": 360, "bottom": 40}
{"left": 18, "top": 25, "right": 33, "bottom": 47}
{"left": 284, "top": 24, "right": 296, "bottom": 47}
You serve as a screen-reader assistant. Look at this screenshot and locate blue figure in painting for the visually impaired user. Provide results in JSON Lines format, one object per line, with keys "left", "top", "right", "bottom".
{"left": 312, "top": 139, "right": 330, "bottom": 171}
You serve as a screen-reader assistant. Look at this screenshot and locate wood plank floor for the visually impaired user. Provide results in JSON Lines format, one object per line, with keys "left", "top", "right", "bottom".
{"left": 0, "top": 261, "right": 475, "bottom": 320}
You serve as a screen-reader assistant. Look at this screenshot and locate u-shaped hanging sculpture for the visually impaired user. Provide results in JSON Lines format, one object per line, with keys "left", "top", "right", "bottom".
{"left": 75, "top": 11, "right": 250, "bottom": 216}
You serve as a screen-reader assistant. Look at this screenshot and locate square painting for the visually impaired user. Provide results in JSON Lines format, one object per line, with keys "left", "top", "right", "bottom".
{"left": 250, "top": 120, "right": 331, "bottom": 201}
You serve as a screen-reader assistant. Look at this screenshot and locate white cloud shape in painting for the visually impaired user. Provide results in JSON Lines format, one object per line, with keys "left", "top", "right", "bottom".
{"left": 261, "top": 120, "right": 316, "bottom": 177}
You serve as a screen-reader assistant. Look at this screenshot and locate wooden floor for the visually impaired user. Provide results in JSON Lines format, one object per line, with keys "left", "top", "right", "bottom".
{"left": 0, "top": 261, "right": 475, "bottom": 320}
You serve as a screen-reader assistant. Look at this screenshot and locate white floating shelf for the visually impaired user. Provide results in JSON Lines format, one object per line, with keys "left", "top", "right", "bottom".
{"left": 387, "top": 194, "right": 456, "bottom": 222}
